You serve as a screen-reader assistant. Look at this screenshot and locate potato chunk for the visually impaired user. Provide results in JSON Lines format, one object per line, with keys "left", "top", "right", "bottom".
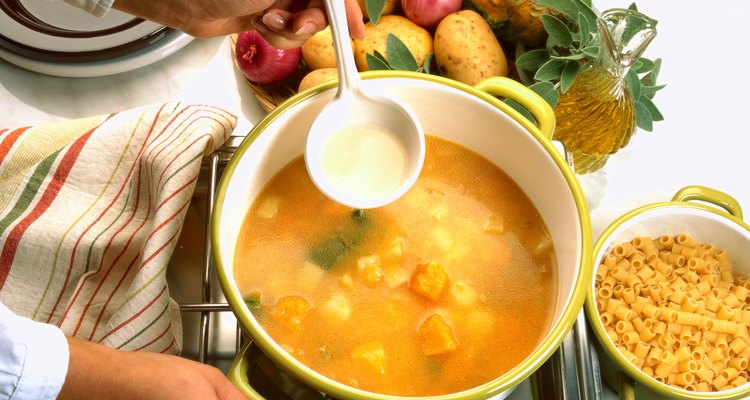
{"left": 273, "top": 295, "right": 311, "bottom": 332}
{"left": 322, "top": 293, "right": 351, "bottom": 322}
{"left": 410, "top": 261, "right": 448, "bottom": 301}
{"left": 418, "top": 314, "right": 458, "bottom": 355}
{"left": 351, "top": 341, "right": 386, "bottom": 374}
{"left": 357, "top": 255, "right": 384, "bottom": 287}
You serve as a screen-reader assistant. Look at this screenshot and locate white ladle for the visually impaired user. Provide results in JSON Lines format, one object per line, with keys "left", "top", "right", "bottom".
{"left": 304, "top": 0, "right": 425, "bottom": 209}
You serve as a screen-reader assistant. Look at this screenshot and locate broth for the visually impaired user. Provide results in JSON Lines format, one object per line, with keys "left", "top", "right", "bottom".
{"left": 234, "top": 136, "right": 557, "bottom": 396}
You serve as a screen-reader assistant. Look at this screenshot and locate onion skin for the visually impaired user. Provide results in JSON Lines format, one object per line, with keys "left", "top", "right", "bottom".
{"left": 402, "top": 0, "right": 463, "bottom": 29}
{"left": 235, "top": 30, "right": 301, "bottom": 85}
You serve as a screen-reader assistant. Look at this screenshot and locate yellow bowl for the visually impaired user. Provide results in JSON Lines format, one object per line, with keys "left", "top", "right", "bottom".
{"left": 212, "top": 71, "right": 593, "bottom": 399}
{"left": 585, "top": 185, "right": 750, "bottom": 400}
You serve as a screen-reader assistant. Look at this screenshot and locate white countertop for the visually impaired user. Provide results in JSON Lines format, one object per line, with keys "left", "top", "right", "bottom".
{"left": 1, "top": 0, "right": 748, "bottom": 238}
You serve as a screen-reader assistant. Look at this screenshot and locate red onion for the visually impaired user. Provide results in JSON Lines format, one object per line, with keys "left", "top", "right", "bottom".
{"left": 401, "top": 0, "right": 463, "bottom": 29}
{"left": 234, "top": 30, "right": 301, "bottom": 85}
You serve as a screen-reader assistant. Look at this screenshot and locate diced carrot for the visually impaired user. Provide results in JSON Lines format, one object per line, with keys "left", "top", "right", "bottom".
{"left": 351, "top": 341, "right": 386, "bottom": 374}
{"left": 410, "top": 260, "right": 448, "bottom": 301}
{"left": 272, "top": 295, "right": 311, "bottom": 332}
{"left": 418, "top": 314, "right": 458, "bottom": 356}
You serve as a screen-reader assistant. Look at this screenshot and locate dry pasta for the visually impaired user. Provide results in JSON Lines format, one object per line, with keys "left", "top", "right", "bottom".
{"left": 595, "top": 234, "right": 749, "bottom": 393}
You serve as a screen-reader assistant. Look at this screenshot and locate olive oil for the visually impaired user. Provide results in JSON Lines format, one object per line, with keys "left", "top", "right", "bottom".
{"left": 553, "top": 66, "right": 636, "bottom": 174}
{"left": 550, "top": 8, "right": 658, "bottom": 175}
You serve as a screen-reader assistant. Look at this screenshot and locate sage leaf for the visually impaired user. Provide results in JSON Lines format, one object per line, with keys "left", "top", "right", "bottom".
{"left": 535, "top": 58, "right": 566, "bottom": 81}
{"left": 577, "top": 12, "right": 591, "bottom": 47}
{"left": 638, "top": 96, "right": 664, "bottom": 121}
{"left": 551, "top": 53, "right": 587, "bottom": 61}
{"left": 560, "top": 61, "right": 580, "bottom": 93}
{"left": 366, "top": 52, "right": 391, "bottom": 70}
{"left": 385, "top": 34, "right": 419, "bottom": 71}
{"left": 503, "top": 99, "right": 536, "bottom": 124}
{"left": 573, "top": 0, "right": 598, "bottom": 30}
{"left": 423, "top": 53, "right": 433, "bottom": 74}
{"left": 625, "top": 69, "right": 641, "bottom": 101}
{"left": 633, "top": 58, "right": 655, "bottom": 74}
{"left": 581, "top": 45, "right": 599, "bottom": 58}
{"left": 529, "top": 81, "right": 560, "bottom": 108}
{"left": 642, "top": 58, "right": 662, "bottom": 87}
{"left": 541, "top": 14, "right": 573, "bottom": 48}
{"left": 515, "top": 49, "right": 551, "bottom": 70}
{"left": 514, "top": 45, "right": 535, "bottom": 86}
{"left": 640, "top": 84, "right": 666, "bottom": 99}
{"left": 635, "top": 100, "right": 653, "bottom": 131}
{"left": 502, "top": 82, "right": 559, "bottom": 125}
{"left": 536, "top": 0, "right": 580, "bottom": 21}
{"left": 365, "top": 0, "right": 386, "bottom": 24}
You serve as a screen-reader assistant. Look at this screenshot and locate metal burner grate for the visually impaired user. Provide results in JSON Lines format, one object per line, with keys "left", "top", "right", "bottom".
{"left": 171, "top": 144, "right": 604, "bottom": 399}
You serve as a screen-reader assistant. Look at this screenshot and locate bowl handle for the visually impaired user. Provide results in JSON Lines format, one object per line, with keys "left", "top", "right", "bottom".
{"left": 618, "top": 373, "right": 635, "bottom": 400}
{"left": 473, "top": 77, "right": 556, "bottom": 140}
{"left": 672, "top": 185, "right": 744, "bottom": 220}
{"left": 228, "top": 342, "right": 266, "bottom": 400}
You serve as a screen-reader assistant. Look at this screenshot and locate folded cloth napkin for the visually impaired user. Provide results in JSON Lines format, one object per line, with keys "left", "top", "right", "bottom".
{"left": 0, "top": 102, "right": 236, "bottom": 354}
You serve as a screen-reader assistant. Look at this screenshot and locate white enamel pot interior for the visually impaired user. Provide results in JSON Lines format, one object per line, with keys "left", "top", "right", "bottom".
{"left": 212, "top": 71, "right": 593, "bottom": 400}
{"left": 585, "top": 185, "right": 750, "bottom": 400}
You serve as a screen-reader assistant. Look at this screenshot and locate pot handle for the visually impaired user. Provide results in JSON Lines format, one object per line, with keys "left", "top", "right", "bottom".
{"left": 228, "top": 342, "right": 265, "bottom": 400}
{"left": 474, "top": 77, "right": 556, "bottom": 140}
{"left": 618, "top": 372, "right": 636, "bottom": 400}
{"left": 672, "top": 185, "right": 744, "bottom": 220}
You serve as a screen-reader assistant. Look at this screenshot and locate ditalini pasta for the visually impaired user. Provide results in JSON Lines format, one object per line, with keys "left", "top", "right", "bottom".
{"left": 595, "top": 234, "right": 750, "bottom": 392}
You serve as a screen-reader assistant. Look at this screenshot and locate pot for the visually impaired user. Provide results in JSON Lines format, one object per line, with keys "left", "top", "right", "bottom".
{"left": 212, "top": 71, "right": 593, "bottom": 399}
{"left": 585, "top": 185, "right": 750, "bottom": 399}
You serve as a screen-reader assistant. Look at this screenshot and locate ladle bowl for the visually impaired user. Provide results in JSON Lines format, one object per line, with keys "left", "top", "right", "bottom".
{"left": 304, "top": 0, "right": 425, "bottom": 209}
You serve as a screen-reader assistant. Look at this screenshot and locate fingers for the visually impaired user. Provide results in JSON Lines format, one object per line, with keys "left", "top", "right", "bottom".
{"left": 252, "top": 0, "right": 365, "bottom": 49}
{"left": 344, "top": 0, "right": 365, "bottom": 39}
{"left": 252, "top": 9, "right": 313, "bottom": 49}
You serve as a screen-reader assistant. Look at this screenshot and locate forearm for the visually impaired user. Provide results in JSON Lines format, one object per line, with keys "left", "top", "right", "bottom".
{"left": 58, "top": 337, "right": 247, "bottom": 400}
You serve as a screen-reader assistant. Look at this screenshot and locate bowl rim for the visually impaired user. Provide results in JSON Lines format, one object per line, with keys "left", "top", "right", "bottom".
{"left": 585, "top": 198, "right": 750, "bottom": 399}
{"left": 212, "top": 70, "right": 594, "bottom": 399}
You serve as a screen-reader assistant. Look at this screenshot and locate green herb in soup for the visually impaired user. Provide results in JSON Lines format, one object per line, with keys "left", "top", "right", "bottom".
{"left": 233, "top": 136, "right": 557, "bottom": 396}
{"left": 306, "top": 209, "right": 371, "bottom": 269}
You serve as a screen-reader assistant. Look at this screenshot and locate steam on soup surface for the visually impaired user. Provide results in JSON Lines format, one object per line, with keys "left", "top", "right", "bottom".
{"left": 234, "top": 136, "right": 557, "bottom": 396}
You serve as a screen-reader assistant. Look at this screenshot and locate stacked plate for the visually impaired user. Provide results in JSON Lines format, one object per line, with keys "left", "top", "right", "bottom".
{"left": 0, "top": 0, "right": 193, "bottom": 77}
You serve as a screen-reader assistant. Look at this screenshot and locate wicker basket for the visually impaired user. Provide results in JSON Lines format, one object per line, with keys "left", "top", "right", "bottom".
{"left": 230, "top": 33, "right": 312, "bottom": 113}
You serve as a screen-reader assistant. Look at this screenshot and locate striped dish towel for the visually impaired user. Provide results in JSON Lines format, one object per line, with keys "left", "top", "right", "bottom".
{"left": 0, "top": 102, "right": 236, "bottom": 354}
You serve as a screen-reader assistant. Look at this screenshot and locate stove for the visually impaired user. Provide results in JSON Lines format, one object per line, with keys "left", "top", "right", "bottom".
{"left": 167, "top": 138, "right": 604, "bottom": 399}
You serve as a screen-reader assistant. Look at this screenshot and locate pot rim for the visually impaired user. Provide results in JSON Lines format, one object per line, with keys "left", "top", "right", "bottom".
{"left": 585, "top": 196, "right": 750, "bottom": 399}
{"left": 212, "top": 70, "right": 593, "bottom": 399}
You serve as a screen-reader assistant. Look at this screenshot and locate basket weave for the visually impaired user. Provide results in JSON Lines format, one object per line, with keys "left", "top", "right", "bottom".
{"left": 230, "top": 33, "right": 309, "bottom": 113}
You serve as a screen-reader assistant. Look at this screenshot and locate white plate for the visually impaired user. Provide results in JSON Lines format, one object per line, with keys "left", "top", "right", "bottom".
{"left": 0, "top": 0, "right": 169, "bottom": 60}
{"left": 0, "top": 28, "right": 194, "bottom": 77}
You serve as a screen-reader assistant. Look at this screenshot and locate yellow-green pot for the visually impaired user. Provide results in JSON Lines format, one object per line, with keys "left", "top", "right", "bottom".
{"left": 585, "top": 185, "right": 750, "bottom": 399}
{"left": 212, "top": 71, "right": 593, "bottom": 399}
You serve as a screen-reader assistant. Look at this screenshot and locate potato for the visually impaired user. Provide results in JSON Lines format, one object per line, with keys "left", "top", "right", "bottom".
{"left": 302, "top": 26, "right": 351, "bottom": 71}
{"left": 356, "top": 0, "right": 399, "bottom": 20}
{"left": 353, "top": 15, "right": 433, "bottom": 72}
{"left": 434, "top": 10, "right": 509, "bottom": 86}
{"left": 298, "top": 68, "right": 338, "bottom": 92}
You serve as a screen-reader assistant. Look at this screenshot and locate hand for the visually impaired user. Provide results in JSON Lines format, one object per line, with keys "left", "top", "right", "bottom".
{"left": 58, "top": 337, "right": 247, "bottom": 400}
{"left": 112, "top": 0, "right": 365, "bottom": 48}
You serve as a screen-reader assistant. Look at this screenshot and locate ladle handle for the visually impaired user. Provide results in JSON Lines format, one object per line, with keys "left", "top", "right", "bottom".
{"left": 324, "top": 0, "right": 361, "bottom": 98}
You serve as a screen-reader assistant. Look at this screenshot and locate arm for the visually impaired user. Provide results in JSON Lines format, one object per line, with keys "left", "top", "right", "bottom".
{"left": 58, "top": 337, "right": 247, "bottom": 400}
{"left": 0, "top": 302, "right": 245, "bottom": 400}
{"left": 0, "top": 302, "right": 68, "bottom": 399}
{"left": 65, "top": 0, "right": 364, "bottom": 47}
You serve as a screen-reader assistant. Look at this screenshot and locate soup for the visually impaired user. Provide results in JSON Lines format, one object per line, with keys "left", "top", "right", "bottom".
{"left": 234, "top": 136, "right": 557, "bottom": 396}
